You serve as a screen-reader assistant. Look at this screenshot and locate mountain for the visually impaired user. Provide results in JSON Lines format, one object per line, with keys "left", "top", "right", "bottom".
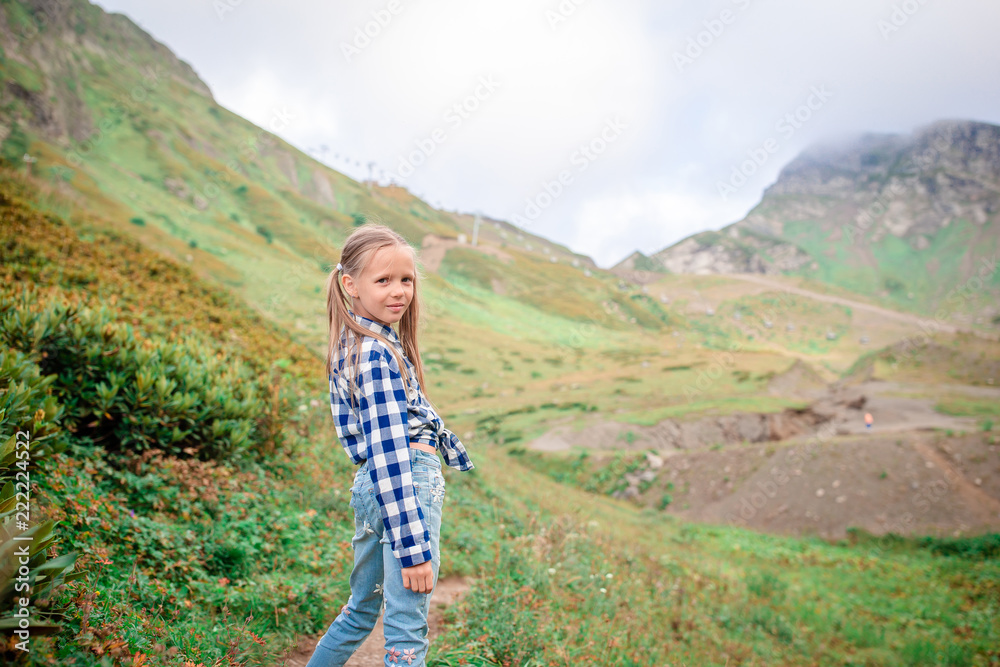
{"left": 631, "top": 120, "right": 1000, "bottom": 325}
{"left": 0, "top": 0, "right": 673, "bottom": 358}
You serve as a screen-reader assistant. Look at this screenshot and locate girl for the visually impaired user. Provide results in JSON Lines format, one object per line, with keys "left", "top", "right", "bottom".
{"left": 306, "top": 223, "right": 475, "bottom": 667}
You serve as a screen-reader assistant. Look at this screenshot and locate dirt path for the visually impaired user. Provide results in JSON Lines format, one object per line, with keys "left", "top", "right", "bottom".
{"left": 419, "top": 233, "right": 513, "bottom": 273}
{"left": 726, "top": 274, "right": 964, "bottom": 334}
{"left": 279, "top": 576, "right": 470, "bottom": 666}
{"left": 912, "top": 440, "right": 1000, "bottom": 522}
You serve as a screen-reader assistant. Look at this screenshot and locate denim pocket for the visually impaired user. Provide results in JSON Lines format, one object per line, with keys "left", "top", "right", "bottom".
{"left": 413, "top": 471, "right": 446, "bottom": 506}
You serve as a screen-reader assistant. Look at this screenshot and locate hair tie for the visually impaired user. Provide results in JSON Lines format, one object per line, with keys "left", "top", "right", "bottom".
{"left": 336, "top": 262, "right": 343, "bottom": 272}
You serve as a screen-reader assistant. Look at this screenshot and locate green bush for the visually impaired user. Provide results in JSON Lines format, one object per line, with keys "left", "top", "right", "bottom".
{"left": 917, "top": 533, "right": 1000, "bottom": 560}
{"left": 0, "top": 346, "right": 82, "bottom": 639}
{"left": 0, "top": 348, "right": 67, "bottom": 477}
{"left": 0, "top": 485, "right": 84, "bottom": 634}
{"left": 0, "top": 287, "right": 288, "bottom": 462}
{"left": 456, "top": 543, "right": 546, "bottom": 666}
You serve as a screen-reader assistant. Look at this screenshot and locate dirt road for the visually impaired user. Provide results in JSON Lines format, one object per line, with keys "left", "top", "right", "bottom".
{"left": 727, "top": 273, "right": 963, "bottom": 333}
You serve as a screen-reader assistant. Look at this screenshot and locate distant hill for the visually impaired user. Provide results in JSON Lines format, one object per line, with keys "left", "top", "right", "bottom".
{"left": 0, "top": 0, "right": 667, "bottom": 357}
{"left": 620, "top": 121, "right": 1000, "bottom": 327}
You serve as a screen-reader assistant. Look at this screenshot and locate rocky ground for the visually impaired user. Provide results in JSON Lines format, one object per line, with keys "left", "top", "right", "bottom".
{"left": 525, "top": 378, "right": 1000, "bottom": 539}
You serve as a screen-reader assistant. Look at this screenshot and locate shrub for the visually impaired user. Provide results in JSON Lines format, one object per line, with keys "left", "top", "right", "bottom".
{"left": 917, "top": 533, "right": 1000, "bottom": 560}
{"left": 0, "top": 287, "right": 288, "bottom": 462}
{"left": 458, "top": 544, "right": 546, "bottom": 665}
{"left": 0, "top": 348, "right": 67, "bottom": 476}
{"left": 0, "top": 487, "right": 84, "bottom": 635}
{"left": 0, "top": 350, "right": 82, "bottom": 637}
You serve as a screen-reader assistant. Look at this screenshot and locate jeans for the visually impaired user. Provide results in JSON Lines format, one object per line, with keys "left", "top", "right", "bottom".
{"left": 306, "top": 448, "right": 446, "bottom": 667}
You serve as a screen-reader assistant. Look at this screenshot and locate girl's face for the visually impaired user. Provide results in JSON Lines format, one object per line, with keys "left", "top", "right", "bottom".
{"left": 343, "top": 244, "right": 415, "bottom": 327}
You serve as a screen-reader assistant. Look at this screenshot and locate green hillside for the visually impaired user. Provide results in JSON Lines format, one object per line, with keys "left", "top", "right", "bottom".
{"left": 0, "top": 0, "right": 671, "bottom": 363}
{"left": 2, "top": 1, "right": 1000, "bottom": 665}
{"left": 646, "top": 124, "right": 1000, "bottom": 330}
{"left": 2, "top": 170, "right": 998, "bottom": 667}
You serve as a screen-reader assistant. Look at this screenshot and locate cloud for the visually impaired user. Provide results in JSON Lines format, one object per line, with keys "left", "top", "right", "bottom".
{"left": 93, "top": 0, "right": 1000, "bottom": 268}
{"left": 571, "top": 188, "right": 726, "bottom": 267}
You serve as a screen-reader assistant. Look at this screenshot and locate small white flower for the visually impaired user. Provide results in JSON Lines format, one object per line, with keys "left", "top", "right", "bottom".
{"left": 364, "top": 521, "right": 375, "bottom": 535}
{"left": 374, "top": 583, "right": 384, "bottom": 596}
{"left": 606, "top": 573, "right": 613, "bottom": 579}
{"left": 547, "top": 568, "right": 556, "bottom": 575}
{"left": 600, "top": 587, "right": 607, "bottom": 594}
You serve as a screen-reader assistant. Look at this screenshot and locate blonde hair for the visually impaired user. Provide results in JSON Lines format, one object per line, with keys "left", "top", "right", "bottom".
{"left": 325, "top": 222, "right": 432, "bottom": 418}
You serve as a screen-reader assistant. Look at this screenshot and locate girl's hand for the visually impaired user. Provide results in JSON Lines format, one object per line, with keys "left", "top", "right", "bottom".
{"left": 401, "top": 561, "right": 435, "bottom": 593}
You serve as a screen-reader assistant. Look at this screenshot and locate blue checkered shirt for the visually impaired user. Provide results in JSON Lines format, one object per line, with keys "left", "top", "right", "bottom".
{"left": 329, "top": 311, "right": 475, "bottom": 567}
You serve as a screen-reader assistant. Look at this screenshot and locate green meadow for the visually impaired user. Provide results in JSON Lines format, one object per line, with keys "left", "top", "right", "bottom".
{"left": 1, "top": 1, "right": 999, "bottom": 663}
{"left": 2, "top": 164, "right": 998, "bottom": 666}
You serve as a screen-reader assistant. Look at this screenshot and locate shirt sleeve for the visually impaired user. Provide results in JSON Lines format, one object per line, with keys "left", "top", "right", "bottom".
{"left": 357, "top": 344, "right": 432, "bottom": 568}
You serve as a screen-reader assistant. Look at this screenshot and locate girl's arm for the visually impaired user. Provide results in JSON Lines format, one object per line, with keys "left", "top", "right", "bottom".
{"left": 357, "top": 344, "right": 433, "bottom": 569}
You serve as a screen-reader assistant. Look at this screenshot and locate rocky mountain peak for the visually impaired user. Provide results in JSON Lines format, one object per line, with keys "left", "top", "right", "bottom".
{"left": 647, "top": 119, "right": 1000, "bottom": 285}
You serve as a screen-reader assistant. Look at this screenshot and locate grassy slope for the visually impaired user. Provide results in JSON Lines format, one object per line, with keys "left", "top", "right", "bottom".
{"left": 433, "top": 445, "right": 1000, "bottom": 666}
{"left": 5, "top": 174, "right": 1000, "bottom": 665}
{"left": 4, "top": 169, "right": 998, "bottom": 665}
{"left": 741, "top": 186, "right": 1000, "bottom": 324}
{"left": 0, "top": 0, "right": 663, "bottom": 364}
{"left": 0, "top": 173, "right": 520, "bottom": 664}
{"left": 0, "top": 2, "right": 997, "bottom": 664}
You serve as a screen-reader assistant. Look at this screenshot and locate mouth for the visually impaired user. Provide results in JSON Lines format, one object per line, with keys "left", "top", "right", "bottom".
{"left": 388, "top": 304, "right": 405, "bottom": 311}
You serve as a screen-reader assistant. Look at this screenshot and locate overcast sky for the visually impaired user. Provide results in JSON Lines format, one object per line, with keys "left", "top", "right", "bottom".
{"left": 94, "top": 0, "right": 1000, "bottom": 268}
